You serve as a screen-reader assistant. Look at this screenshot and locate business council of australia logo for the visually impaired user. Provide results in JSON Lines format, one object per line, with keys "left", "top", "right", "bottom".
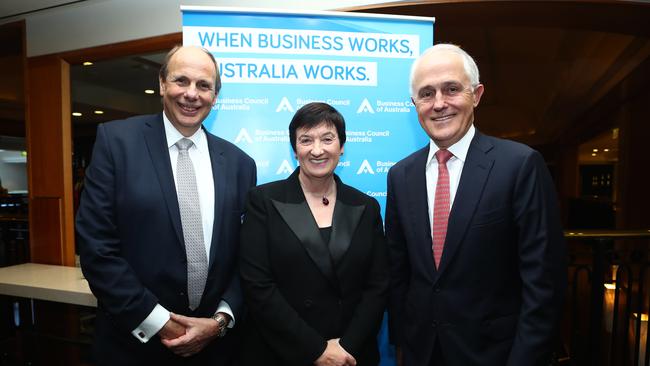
{"left": 356, "top": 98, "right": 413, "bottom": 114}
{"left": 275, "top": 97, "right": 295, "bottom": 112}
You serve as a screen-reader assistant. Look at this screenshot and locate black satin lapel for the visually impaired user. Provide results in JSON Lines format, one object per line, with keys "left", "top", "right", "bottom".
{"left": 407, "top": 148, "right": 437, "bottom": 278}
{"left": 271, "top": 199, "right": 338, "bottom": 288}
{"left": 142, "top": 116, "right": 183, "bottom": 246}
{"left": 437, "top": 136, "right": 494, "bottom": 277}
{"left": 329, "top": 201, "right": 365, "bottom": 265}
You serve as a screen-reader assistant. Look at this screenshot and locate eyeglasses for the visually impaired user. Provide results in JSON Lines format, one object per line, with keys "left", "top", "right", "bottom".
{"left": 412, "top": 83, "right": 475, "bottom": 106}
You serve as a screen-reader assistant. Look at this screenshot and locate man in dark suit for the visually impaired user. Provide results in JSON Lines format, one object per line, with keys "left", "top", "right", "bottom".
{"left": 386, "top": 44, "right": 566, "bottom": 366}
{"left": 76, "top": 45, "right": 256, "bottom": 365}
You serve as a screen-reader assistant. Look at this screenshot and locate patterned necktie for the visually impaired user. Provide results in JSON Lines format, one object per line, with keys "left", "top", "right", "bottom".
{"left": 432, "top": 149, "right": 453, "bottom": 269}
{"left": 175, "top": 138, "right": 208, "bottom": 310}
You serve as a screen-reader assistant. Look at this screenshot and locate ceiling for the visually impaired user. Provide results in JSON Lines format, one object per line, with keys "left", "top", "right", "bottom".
{"left": 0, "top": 0, "right": 85, "bottom": 21}
{"left": 70, "top": 52, "right": 165, "bottom": 135}
{"left": 2, "top": 0, "right": 650, "bottom": 164}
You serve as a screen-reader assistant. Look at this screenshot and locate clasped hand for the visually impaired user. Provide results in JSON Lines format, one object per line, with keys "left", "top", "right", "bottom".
{"left": 159, "top": 312, "right": 221, "bottom": 357}
{"left": 314, "top": 338, "right": 356, "bottom": 366}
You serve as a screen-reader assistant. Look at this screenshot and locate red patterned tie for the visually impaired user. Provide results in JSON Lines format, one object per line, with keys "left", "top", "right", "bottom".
{"left": 433, "top": 149, "right": 453, "bottom": 269}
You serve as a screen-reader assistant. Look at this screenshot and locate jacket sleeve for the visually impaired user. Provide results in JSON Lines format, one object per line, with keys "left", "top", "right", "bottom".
{"left": 507, "top": 150, "right": 567, "bottom": 366}
{"left": 76, "top": 123, "right": 159, "bottom": 332}
{"left": 385, "top": 167, "right": 411, "bottom": 346}
{"left": 220, "top": 157, "right": 257, "bottom": 322}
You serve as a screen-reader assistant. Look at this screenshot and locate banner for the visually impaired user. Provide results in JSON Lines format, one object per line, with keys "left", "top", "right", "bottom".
{"left": 182, "top": 7, "right": 434, "bottom": 365}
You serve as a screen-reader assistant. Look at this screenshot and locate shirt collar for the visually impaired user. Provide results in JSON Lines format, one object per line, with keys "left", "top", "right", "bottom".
{"left": 163, "top": 112, "right": 208, "bottom": 153}
{"left": 426, "top": 124, "right": 475, "bottom": 166}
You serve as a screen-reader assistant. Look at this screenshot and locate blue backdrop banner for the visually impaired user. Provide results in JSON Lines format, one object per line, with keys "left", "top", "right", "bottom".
{"left": 181, "top": 7, "right": 434, "bottom": 365}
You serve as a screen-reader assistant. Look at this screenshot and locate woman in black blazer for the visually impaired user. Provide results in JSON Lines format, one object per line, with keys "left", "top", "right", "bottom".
{"left": 240, "top": 102, "right": 388, "bottom": 366}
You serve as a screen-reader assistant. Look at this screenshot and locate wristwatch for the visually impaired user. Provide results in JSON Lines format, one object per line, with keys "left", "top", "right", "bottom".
{"left": 211, "top": 313, "right": 228, "bottom": 338}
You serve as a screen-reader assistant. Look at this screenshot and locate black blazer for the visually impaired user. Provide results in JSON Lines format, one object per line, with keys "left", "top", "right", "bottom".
{"left": 386, "top": 131, "right": 567, "bottom": 366}
{"left": 76, "top": 113, "right": 256, "bottom": 365}
{"left": 239, "top": 168, "right": 388, "bottom": 366}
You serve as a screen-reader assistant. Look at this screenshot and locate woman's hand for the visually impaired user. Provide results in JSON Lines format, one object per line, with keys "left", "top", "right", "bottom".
{"left": 314, "top": 338, "right": 356, "bottom": 366}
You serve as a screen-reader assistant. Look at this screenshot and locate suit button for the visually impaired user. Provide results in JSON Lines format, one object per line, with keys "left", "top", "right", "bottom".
{"left": 304, "top": 299, "right": 313, "bottom": 308}
{"left": 338, "top": 300, "right": 342, "bottom": 306}
{"left": 434, "top": 287, "right": 441, "bottom": 293}
{"left": 179, "top": 291, "right": 185, "bottom": 296}
{"left": 431, "top": 321, "right": 438, "bottom": 328}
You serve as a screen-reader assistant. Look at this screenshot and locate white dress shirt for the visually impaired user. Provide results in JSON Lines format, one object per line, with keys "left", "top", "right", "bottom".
{"left": 131, "top": 113, "right": 233, "bottom": 343}
{"left": 425, "top": 125, "right": 476, "bottom": 233}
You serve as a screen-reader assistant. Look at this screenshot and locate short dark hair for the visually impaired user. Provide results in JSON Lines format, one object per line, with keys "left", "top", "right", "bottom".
{"left": 289, "top": 102, "right": 346, "bottom": 152}
{"left": 159, "top": 45, "right": 222, "bottom": 94}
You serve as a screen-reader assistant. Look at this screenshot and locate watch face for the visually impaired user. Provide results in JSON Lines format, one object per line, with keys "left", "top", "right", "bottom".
{"left": 216, "top": 315, "right": 226, "bottom": 328}
{"left": 217, "top": 326, "right": 227, "bottom": 338}
{"left": 212, "top": 314, "right": 227, "bottom": 337}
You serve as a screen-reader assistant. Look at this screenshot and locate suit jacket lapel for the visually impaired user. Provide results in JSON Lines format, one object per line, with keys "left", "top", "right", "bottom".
{"left": 329, "top": 179, "right": 365, "bottom": 265}
{"left": 272, "top": 170, "right": 339, "bottom": 289}
{"left": 142, "top": 114, "right": 184, "bottom": 245}
{"left": 436, "top": 132, "right": 494, "bottom": 278}
{"left": 406, "top": 146, "right": 437, "bottom": 279}
{"left": 206, "top": 131, "right": 226, "bottom": 269}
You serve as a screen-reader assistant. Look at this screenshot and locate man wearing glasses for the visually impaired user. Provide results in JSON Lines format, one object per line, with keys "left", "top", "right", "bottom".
{"left": 386, "top": 43, "right": 566, "bottom": 366}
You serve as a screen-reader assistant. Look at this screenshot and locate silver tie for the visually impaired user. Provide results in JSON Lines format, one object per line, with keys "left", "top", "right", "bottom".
{"left": 175, "top": 138, "right": 208, "bottom": 310}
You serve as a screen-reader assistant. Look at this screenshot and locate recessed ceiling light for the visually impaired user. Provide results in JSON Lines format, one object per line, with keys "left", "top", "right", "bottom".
{"left": 604, "top": 148, "right": 610, "bottom": 152}
{"left": 72, "top": 112, "right": 82, "bottom": 116}
{"left": 94, "top": 110, "right": 104, "bottom": 115}
{"left": 144, "top": 89, "right": 155, "bottom": 94}
{"left": 591, "top": 153, "right": 597, "bottom": 156}
{"left": 83, "top": 61, "right": 93, "bottom": 66}
{"left": 592, "top": 148, "right": 598, "bottom": 152}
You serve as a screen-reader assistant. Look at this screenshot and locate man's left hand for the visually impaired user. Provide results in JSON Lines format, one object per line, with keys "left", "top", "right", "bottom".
{"left": 160, "top": 312, "right": 220, "bottom": 357}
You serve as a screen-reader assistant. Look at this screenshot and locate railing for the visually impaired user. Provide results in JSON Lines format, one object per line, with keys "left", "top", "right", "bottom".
{"left": 565, "top": 229, "right": 650, "bottom": 366}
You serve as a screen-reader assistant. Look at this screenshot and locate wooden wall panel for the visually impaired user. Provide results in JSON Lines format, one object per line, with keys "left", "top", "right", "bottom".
{"left": 29, "top": 197, "right": 65, "bottom": 264}
{"left": 26, "top": 56, "right": 74, "bottom": 266}
{"left": 60, "top": 32, "right": 181, "bottom": 63}
{"left": 617, "top": 92, "right": 650, "bottom": 229}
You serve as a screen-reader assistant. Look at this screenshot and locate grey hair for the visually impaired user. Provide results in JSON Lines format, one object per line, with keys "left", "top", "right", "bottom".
{"left": 409, "top": 43, "right": 480, "bottom": 96}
